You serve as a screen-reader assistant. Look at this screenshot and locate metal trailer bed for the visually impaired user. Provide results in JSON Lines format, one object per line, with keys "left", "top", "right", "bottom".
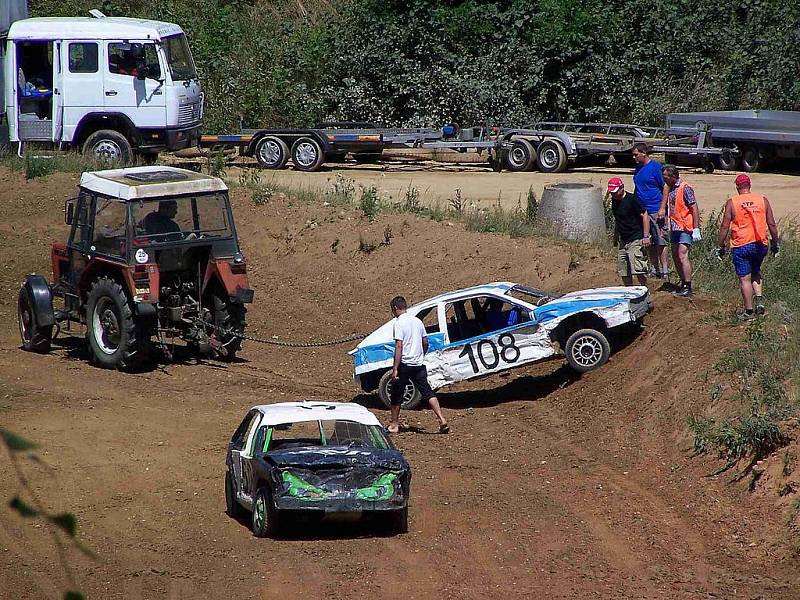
{"left": 199, "top": 120, "right": 733, "bottom": 174}
{"left": 667, "top": 110, "right": 800, "bottom": 172}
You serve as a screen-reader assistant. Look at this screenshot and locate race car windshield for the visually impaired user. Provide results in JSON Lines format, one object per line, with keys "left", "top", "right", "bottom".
{"left": 132, "top": 193, "right": 232, "bottom": 244}
{"left": 266, "top": 420, "right": 391, "bottom": 452}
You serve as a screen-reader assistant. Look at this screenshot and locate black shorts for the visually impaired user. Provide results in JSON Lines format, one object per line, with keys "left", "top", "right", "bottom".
{"left": 391, "top": 363, "right": 435, "bottom": 405}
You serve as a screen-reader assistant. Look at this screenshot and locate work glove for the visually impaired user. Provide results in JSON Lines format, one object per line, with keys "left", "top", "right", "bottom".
{"left": 692, "top": 228, "right": 702, "bottom": 242}
{"left": 771, "top": 243, "right": 780, "bottom": 258}
{"left": 714, "top": 247, "right": 726, "bottom": 262}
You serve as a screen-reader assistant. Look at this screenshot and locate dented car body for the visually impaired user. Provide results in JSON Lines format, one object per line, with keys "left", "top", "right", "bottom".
{"left": 351, "top": 282, "right": 652, "bottom": 408}
{"left": 225, "top": 402, "right": 411, "bottom": 537}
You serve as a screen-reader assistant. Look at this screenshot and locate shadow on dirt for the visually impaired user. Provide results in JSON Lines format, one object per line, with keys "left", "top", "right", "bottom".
{"left": 226, "top": 510, "right": 404, "bottom": 541}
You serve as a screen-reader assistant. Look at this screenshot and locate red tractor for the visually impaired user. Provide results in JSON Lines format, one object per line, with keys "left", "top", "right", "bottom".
{"left": 17, "top": 166, "right": 254, "bottom": 368}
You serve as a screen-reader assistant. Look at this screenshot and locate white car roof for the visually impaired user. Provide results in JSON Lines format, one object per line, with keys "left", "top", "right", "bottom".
{"left": 8, "top": 17, "right": 183, "bottom": 41}
{"left": 414, "top": 281, "right": 516, "bottom": 307}
{"left": 79, "top": 166, "right": 227, "bottom": 201}
{"left": 252, "top": 401, "right": 381, "bottom": 427}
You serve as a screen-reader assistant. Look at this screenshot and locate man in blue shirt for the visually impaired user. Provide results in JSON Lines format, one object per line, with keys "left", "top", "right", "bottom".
{"left": 632, "top": 143, "right": 670, "bottom": 279}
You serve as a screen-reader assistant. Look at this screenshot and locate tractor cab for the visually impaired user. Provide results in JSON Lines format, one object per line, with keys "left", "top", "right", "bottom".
{"left": 20, "top": 166, "right": 253, "bottom": 368}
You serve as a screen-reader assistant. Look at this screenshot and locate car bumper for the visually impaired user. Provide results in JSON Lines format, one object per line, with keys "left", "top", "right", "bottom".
{"left": 274, "top": 496, "right": 407, "bottom": 512}
{"left": 629, "top": 292, "right": 653, "bottom": 320}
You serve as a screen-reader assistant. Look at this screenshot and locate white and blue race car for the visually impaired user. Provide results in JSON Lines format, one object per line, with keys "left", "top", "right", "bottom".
{"left": 350, "top": 282, "right": 652, "bottom": 408}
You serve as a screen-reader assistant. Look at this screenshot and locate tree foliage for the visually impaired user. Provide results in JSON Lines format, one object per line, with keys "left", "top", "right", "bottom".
{"left": 27, "top": 0, "right": 800, "bottom": 131}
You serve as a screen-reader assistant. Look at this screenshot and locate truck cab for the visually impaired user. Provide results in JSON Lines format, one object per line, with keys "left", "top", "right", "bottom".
{"left": 1, "top": 11, "right": 202, "bottom": 162}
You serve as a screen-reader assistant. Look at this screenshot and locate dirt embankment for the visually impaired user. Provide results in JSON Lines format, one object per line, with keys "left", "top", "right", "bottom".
{"left": 0, "top": 166, "right": 798, "bottom": 599}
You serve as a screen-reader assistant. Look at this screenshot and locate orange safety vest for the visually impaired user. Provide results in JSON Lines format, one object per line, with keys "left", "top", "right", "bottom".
{"left": 730, "top": 193, "right": 769, "bottom": 248}
{"left": 669, "top": 181, "right": 695, "bottom": 232}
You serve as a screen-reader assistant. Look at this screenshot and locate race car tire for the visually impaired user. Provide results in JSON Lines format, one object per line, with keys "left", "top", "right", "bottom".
{"left": 86, "top": 276, "right": 139, "bottom": 369}
{"left": 388, "top": 507, "right": 409, "bottom": 535}
{"left": 378, "top": 370, "right": 423, "bottom": 410}
{"left": 17, "top": 286, "right": 52, "bottom": 353}
{"left": 225, "top": 470, "right": 245, "bottom": 519}
{"left": 252, "top": 487, "right": 280, "bottom": 538}
{"left": 565, "top": 328, "right": 610, "bottom": 373}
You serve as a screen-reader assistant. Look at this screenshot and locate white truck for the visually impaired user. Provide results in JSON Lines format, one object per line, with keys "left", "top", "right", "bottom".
{"left": 1, "top": 7, "right": 202, "bottom": 163}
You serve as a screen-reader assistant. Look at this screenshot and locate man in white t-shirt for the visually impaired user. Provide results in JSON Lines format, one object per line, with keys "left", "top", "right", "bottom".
{"left": 389, "top": 296, "right": 449, "bottom": 434}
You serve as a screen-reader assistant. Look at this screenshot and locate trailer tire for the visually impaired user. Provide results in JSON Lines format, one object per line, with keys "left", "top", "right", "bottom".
{"left": 83, "top": 129, "right": 132, "bottom": 165}
{"left": 505, "top": 139, "right": 537, "bottom": 172}
{"left": 254, "top": 136, "right": 290, "bottom": 170}
{"left": 716, "top": 148, "right": 738, "bottom": 171}
{"left": 536, "top": 140, "right": 567, "bottom": 173}
{"left": 290, "top": 137, "right": 325, "bottom": 172}
{"left": 740, "top": 147, "right": 760, "bottom": 173}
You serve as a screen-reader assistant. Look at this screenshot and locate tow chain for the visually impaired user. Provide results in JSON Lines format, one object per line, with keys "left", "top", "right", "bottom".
{"left": 224, "top": 329, "right": 367, "bottom": 348}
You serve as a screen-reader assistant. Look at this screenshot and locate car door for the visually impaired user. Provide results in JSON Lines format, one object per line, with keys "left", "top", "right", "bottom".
{"left": 228, "top": 410, "right": 261, "bottom": 508}
{"left": 103, "top": 41, "right": 166, "bottom": 127}
{"left": 438, "top": 294, "right": 553, "bottom": 383}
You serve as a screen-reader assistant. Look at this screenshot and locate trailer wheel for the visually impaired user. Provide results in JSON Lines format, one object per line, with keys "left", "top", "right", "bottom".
{"left": 715, "top": 148, "right": 738, "bottom": 171}
{"left": 254, "top": 136, "right": 289, "bottom": 169}
{"left": 740, "top": 147, "right": 760, "bottom": 173}
{"left": 536, "top": 140, "right": 567, "bottom": 173}
{"left": 504, "top": 139, "right": 537, "bottom": 172}
{"left": 83, "top": 129, "right": 132, "bottom": 165}
{"left": 291, "top": 137, "right": 325, "bottom": 172}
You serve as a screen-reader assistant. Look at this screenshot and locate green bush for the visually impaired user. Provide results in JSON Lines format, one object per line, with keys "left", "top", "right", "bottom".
{"left": 358, "top": 185, "right": 380, "bottom": 221}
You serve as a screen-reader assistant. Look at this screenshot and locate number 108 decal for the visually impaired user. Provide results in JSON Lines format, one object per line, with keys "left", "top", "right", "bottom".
{"left": 457, "top": 333, "right": 521, "bottom": 374}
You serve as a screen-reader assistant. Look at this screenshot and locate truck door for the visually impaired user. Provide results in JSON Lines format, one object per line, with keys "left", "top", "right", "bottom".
{"left": 51, "top": 41, "right": 63, "bottom": 142}
{"left": 59, "top": 41, "right": 101, "bottom": 144}
{"left": 103, "top": 41, "right": 166, "bottom": 128}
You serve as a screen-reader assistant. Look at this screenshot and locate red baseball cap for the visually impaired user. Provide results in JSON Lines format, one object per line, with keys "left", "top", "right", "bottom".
{"left": 735, "top": 173, "right": 751, "bottom": 188}
{"left": 607, "top": 177, "right": 624, "bottom": 193}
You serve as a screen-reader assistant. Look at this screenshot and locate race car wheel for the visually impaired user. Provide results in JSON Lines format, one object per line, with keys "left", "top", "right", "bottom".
{"left": 252, "top": 487, "right": 280, "bottom": 538}
{"left": 254, "top": 136, "right": 289, "bottom": 169}
{"left": 565, "top": 328, "right": 611, "bottom": 373}
{"left": 225, "top": 470, "right": 245, "bottom": 519}
{"left": 210, "top": 293, "right": 246, "bottom": 361}
{"left": 86, "top": 276, "right": 138, "bottom": 369}
{"left": 378, "top": 370, "right": 423, "bottom": 410}
{"left": 17, "top": 287, "right": 52, "bottom": 353}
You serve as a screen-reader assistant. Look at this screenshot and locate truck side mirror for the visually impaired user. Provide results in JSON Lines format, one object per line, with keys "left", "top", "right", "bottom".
{"left": 64, "top": 200, "right": 75, "bottom": 225}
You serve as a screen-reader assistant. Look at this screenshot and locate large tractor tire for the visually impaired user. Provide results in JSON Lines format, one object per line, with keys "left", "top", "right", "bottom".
{"left": 86, "top": 276, "right": 139, "bottom": 369}
{"left": 83, "top": 129, "right": 133, "bottom": 166}
{"left": 378, "top": 370, "right": 423, "bottom": 410}
{"left": 17, "top": 286, "right": 53, "bottom": 353}
{"left": 211, "top": 293, "right": 246, "bottom": 361}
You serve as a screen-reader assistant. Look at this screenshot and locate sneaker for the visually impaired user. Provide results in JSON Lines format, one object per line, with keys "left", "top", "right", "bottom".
{"left": 672, "top": 286, "right": 692, "bottom": 298}
{"left": 737, "top": 310, "right": 755, "bottom": 322}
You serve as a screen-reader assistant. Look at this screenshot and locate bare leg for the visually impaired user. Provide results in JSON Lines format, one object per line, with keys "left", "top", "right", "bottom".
{"left": 635, "top": 274, "right": 647, "bottom": 285}
{"left": 647, "top": 245, "right": 660, "bottom": 273}
{"left": 739, "top": 274, "right": 754, "bottom": 310}
{"left": 673, "top": 243, "right": 692, "bottom": 283}
{"left": 388, "top": 405, "right": 401, "bottom": 432}
{"left": 427, "top": 395, "right": 447, "bottom": 427}
{"left": 752, "top": 272, "right": 763, "bottom": 297}
{"left": 658, "top": 244, "right": 670, "bottom": 275}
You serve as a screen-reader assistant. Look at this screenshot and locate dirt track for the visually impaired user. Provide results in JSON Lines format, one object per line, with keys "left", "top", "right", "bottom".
{"left": 1, "top": 166, "right": 799, "bottom": 599}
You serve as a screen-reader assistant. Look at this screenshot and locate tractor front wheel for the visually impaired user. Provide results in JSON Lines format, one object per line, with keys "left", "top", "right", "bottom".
{"left": 86, "top": 276, "right": 139, "bottom": 369}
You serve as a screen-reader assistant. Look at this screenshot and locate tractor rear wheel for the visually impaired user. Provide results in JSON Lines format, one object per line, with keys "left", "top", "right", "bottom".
{"left": 86, "top": 276, "right": 139, "bottom": 369}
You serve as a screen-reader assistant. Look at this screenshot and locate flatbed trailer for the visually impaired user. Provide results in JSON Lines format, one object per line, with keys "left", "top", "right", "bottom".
{"left": 199, "top": 120, "right": 734, "bottom": 174}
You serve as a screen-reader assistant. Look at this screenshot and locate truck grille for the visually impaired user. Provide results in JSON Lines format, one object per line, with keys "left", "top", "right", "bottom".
{"left": 178, "top": 101, "right": 201, "bottom": 126}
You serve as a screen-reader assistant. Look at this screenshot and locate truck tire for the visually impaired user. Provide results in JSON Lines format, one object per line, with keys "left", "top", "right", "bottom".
{"left": 565, "top": 328, "right": 610, "bottom": 373}
{"left": 17, "top": 287, "right": 53, "bottom": 353}
{"left": 254, "top": 136, "right": 289, "bottom": 169}
{"left": 86, "top": 276, "right": 138, "bottom": 369}
{"left": 536, "top": 140, "right": 568, "bottom": 173}
{"left": 291, "top": 137, "right": 325, "bottom": 172}
{"left": 505, "top": 139, "right": 537, "bottom": 172}
{"left": 211, "top": 293, "right": 245, "bottom": 361}
{"left": 378, "top": 370, "right": 423, "bottom": 410}
{"left": 83, "top": 129, "right": 133, "bottom": 165}
{"left": 740, "top": 147, "right": 760, "bottom": 173}
{"left": 715, "top": 148, "right": 738, "bottom": 171}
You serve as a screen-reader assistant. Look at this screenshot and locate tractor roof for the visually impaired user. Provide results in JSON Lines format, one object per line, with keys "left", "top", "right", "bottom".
{"left": 79, "top": 166, "right": 227, "bottom": 201}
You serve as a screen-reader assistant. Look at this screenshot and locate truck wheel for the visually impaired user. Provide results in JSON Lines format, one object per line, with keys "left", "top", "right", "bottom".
{"left": 504, "top": 139, "right": 537, "bottom": 172}
{"left": 225, "top": 470, "right": 245, "bottom": 519}
{"left": 565, "top": 328, "right": 610, "bottom": 373}
{"left": 254, "top": 136, "right": 289, "bottom": 169}
{"left": 378, "top": 370, "right": 423, "bottom": 410}
{"left": 252, "top": 487, "right": 280, "bottom": 538}
{"left": 536, "top": 140, "right": 567, "bottom": 173}
{"left": 17, "top": 287, "right": 52, "bottom": 353}
{"left": 740, "top": 147, "right": 760, "bottom": 173}
{"left": 211, "top": 293, "right": 246, "bottom": 361}
{"left": 86, "top": 276, "right": 138, "bottom": 369}
{"left": 291, "top": 137, "right": 325, "bottom": 172}
{"left": 83, "top": 129, "right": 133, "bottom": 165}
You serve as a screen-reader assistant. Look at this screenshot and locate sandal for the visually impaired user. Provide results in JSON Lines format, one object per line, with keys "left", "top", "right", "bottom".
{"left": 387, "top": 424, "right": 399, "bottom": 434}
{"left": 438, "top": 423, "right": 450, "bottom": 434}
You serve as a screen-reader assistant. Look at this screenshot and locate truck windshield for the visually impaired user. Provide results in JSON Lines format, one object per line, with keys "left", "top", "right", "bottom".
{"left": 131, "top": 193, "right": 232, "bottom": 244}
{"left": 162, "top": 34, "right": 197, "bottom": 81}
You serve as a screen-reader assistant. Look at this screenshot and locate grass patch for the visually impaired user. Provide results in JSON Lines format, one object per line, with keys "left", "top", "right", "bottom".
{"left": 0, "top": 150, "right": 103, "bottom": 179}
